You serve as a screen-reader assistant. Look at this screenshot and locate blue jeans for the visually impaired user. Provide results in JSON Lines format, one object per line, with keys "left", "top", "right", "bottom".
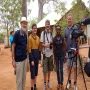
{"left": 55, "top": 56, "right": 64, "bottom": 85}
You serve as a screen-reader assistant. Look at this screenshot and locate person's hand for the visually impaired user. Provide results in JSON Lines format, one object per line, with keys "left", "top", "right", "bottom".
{"left": 12, "top": 59, "right": 16, "bottom": 68}
{"left": 45, "top": 44, "right": 50, "bottom": 48}
{"left": 50, "top": 40, "right": 53, "bottom": 44}
{"left": 31, "top": 61, "right": 34, "bottom": 66}
{"left": 39, "top": 60, "right": 41, "bottom": 64}
{"left": 54, "top": 60, "right": 56, "bottom": 64}
{"left": 64, "top": 57, "right": 66, "bottom": 63}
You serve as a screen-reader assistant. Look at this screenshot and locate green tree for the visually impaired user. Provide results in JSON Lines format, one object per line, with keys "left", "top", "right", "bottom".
{"left": 0, "top": 33, "right": 5, "bottom": 43}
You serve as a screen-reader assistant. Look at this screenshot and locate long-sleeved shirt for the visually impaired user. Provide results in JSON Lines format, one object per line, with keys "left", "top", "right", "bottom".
{"left": 28, "top": 34, "right": 41, "bottom": 62}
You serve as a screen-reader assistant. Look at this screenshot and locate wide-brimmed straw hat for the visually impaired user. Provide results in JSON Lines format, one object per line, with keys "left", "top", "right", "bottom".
{"left": 20, "top": 17, "right": 28, "bottom": 23}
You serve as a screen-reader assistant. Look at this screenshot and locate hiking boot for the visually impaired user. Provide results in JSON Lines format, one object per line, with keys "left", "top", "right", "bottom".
{"left": 47, "top": 82, "right": 52, "bottom": 89}
{"left": 34, "top": 87, "right": 37, "bottom": 90}
{"left": 66, "top": 83, "right": 71, "bottom": 89}
{"left": 74, "top": 85, "right": 78, "bottom": 90}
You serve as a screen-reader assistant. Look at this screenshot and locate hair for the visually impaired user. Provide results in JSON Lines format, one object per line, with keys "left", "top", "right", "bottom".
{"left": 32, "top": 23, "right": 37, "bottom": 29}
{"left": 67, "top": 13, "right": 73, "bottom": 17}
{"left": 10, "top": 31, "right": 14, "bottom": 35}
{"left": 45, "top": 19, "right": 50, "bottom": 24}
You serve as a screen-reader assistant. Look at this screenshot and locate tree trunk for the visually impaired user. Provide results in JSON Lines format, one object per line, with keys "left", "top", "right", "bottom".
{"left": 22, "top": 0, "right": 27, "bottom": 18}
{"left": 6, "top": 21, "right": 9, "bottom": 48}
{"left": 38, "top": 0, "right": 43, "bottom": 21}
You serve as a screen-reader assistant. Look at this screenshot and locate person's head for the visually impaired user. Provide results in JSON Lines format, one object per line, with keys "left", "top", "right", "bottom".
{"left": 20, "top": 17, "right": 28, "bottom": 32}
{"left": 32, "top": 23, "right": 37, "bottom": 35}
{"left": 10, "top": 31, "right": 14, "bottom": 36}
{"left": 45, "top": 20, "right": 50, "bottom": 31}
{"left": 55, "top": 25, "right": 61, "bottom": 35}
{"left": 67, "top": 13, "right": 73, "bottom": 27}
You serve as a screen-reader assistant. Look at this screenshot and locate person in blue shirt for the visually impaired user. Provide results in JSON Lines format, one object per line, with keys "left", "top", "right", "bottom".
{"left": 12, "top": 17, "right": 28, "bottom": 90}
{"left": 9, "top": 30, "right": 14, "bottom": 51}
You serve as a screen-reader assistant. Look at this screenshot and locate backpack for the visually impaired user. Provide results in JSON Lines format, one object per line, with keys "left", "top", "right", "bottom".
{"left": 84, "top": 62, "right": 90, "bottom": 77}
{"left": 84, "top": 47, "right": 90, "bottom": 77}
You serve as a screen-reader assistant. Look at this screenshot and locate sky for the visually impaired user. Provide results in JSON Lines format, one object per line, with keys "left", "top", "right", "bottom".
{"left": 28, "top": 0, "right": 89, "bottom": 19}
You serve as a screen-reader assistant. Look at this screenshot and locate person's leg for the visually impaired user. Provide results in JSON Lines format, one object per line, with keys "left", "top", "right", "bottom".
{"left": 56, "top": 57, "right": 60, "bottom": 89}
{"left": 22, "top": 59, "right": 27, "bottom": 90}
{"left": 48, "top": 55, "right": 53, "bottom": 89}
{"left": 73, "top": 57, "right": 78, "bottom": 90}
{"left": 34, "top": 61, "right": 39, "bottom": 90}
{"left": 16, "top": 61, "right": 23, "bottom": 90}
{"left": 66, "top": 53, "right": 72, "bottom": 89}
{"left": 60, "top": 57, "right": 64, "bottom": 90}
{"left": 30, "top": 61, "right": 35, "bottom": 90}
{"left": 43, "top": 57, "right": 48, "bottom": 90}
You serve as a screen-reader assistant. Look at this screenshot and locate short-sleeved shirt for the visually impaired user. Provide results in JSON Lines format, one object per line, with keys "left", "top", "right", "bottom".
{"left": 13, "top": 30, "right": 27, "bottom": 62}
{"left": 9, "top": 35, "right": 13, "bottom": 48}
{"left": 53, "top": 35, "right": 64, "bottom": 58}
{"left": 64, "top": 25, "right": 78, "bottom": 52}
{"left": 40, "top": 30, "right": 53, "bottom": 57}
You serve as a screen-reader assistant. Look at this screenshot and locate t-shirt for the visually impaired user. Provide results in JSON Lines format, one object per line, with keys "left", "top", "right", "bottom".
{"left": 40, "top": 30, "right": 53, "bottom": 57}
{"left": 53, "top": 35, "right": 64, "bottom": 57}
{"left": 9, "top": 35, "right": 13, "bottom": 48}
{"left": 64, "top": 25, "right": 78, "bottom": 52}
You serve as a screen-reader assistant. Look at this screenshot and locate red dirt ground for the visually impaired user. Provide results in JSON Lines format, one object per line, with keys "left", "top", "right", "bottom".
{"left": 0, "top": 44, "right": 90, "bottom": 90}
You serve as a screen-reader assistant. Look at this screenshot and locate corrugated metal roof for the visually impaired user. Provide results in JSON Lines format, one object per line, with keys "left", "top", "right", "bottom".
{"left": 37, "top": 12, "right": 62, "bottom": 28}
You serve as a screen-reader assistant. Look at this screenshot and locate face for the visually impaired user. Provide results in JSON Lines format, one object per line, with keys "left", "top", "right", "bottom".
{"left": 32, "top": 26, "right": 37, "bottom": 34}
{"left": 45, "top": 22, "right": 50, "bottom": 30}
{"left": 20, "top": 21, "right": 28, "bottom": 32}
{"left": 67, "top": 15, "right": 73, "bottom": 26}
{"left": 56, "top": 28, "right": 60, "bottom": 35}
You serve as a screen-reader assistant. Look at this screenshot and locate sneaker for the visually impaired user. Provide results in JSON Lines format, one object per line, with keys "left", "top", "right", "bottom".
{"left": 47, "top": 82, "right": 52, "bottom": 89}
{"left": 67, "top": 83, "right": 71, "bottom": 89}
{"left": 43, "top": 86, "right": 47, "bottom": 90}
{"left": 74, "top": 85, "right": 78, "bottom": 90}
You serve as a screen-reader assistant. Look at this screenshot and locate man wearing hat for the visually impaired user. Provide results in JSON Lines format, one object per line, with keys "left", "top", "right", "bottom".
{"left": 12, "top": 17, "right": 28, "bottom": 90}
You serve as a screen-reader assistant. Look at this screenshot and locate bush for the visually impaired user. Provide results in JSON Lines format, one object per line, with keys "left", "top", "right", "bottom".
{"left": 0, "top": 33, "right": 5, "bottom": 43}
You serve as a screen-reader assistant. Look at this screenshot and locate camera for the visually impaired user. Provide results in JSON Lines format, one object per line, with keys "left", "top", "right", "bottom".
{"left": 50, "top": 43, "right": 53, "bottom": 49}
{"left": 68, "top": 48, "right": 76, "bottom": 59}
{"left": 71, "top": 24, "right": 84, "bottom": 39}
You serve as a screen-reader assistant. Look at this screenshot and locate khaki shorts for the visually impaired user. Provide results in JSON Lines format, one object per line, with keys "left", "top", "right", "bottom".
{"left": 43, "top": 55, "right": 53, "bottom": 74}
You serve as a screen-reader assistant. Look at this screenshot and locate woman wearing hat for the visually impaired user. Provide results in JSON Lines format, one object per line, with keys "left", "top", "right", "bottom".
{"left": 53, "top": 25, "right": 65, "bottom": 90}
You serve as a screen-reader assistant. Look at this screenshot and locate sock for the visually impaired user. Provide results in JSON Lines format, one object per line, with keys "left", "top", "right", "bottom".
{"left": 69, "top": 80, "right": 71, "bottom": 84}
{"left": 34, "top": 84, "right": 36, "bottom": 88}
{"left": 31, "top": 87, "right": 33, "bottom": 90}
{"left": 44, "top": 82, "right": 46, "bottom": 86}
{"left": 74, "top": 82, "right": 76, "bottom": 85}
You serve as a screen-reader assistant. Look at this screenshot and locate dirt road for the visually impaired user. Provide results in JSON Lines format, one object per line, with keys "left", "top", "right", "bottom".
{"left": 0, "top": 44, "right": 90, "bottom": 90}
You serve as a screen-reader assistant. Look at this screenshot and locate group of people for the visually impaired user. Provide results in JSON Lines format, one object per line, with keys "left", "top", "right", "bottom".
{"left": 11, "top": 13, "right": 78, "bottom": 90}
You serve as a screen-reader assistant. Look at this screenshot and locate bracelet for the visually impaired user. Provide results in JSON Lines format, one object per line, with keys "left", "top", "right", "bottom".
{"left": 12, "top": 57, "right": 15, "bottom": 60}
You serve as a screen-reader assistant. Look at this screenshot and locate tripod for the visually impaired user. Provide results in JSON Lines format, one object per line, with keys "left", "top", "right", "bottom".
{"left": 65, "top": 39, "right": 87, "bottom": 90}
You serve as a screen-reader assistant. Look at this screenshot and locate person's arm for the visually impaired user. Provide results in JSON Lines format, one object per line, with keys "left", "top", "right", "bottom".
{"left": 53, "top": 40, "right": 56, "bottom": 64}
{"left": 28, "top": 36, "right": 35, "bottom": 66}
{"left": 63, "top": 38, "right": 66, "bottom": 63}
{"left": 12, "top": 43, "right": 16, "bottom": 68}
{"left": 11, "top": 32, "right": 17, "bottom": 68}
